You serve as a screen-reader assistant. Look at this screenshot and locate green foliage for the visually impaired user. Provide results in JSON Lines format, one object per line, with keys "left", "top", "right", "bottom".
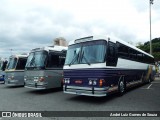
{"left": 144, "top": 38, "right": 160, "bottom": 45}
{"left": 137, "top": 37, "right": 160, "bottom": 61}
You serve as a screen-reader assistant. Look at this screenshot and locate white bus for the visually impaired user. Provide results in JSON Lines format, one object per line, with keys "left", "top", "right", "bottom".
{"left": 63, "top": 35, "right": 155, "bottom": 97}
{"left": 24, "top": 46, "right": 67, "bottom": 90}
{"left": 5, "top": 54, "right": 28, "bottom": 86}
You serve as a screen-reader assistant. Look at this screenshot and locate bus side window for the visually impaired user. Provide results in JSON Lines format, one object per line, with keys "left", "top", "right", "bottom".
{"left": 59, "top": 55, "right": 66, "bottom": 67}
{"left": 46, "top": 53, "right": 65, "bottom": 68}
{"left": 106, "top": 41, "right": 117, "bottom": 66}
{"left": 16, "top": 58, "right": 27, "bottom": 70}
{"left": 117, "top": 42, "right": 129, "bottom": 58}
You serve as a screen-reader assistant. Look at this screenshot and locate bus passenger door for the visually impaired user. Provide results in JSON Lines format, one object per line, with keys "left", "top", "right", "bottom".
{"left": 106, "top": 41, "right": 118, "bottom": 66}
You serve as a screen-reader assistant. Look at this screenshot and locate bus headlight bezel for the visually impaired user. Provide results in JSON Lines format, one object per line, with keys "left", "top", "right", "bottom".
{"left": 64, "top": 78, "right": 70, "bottom": 84}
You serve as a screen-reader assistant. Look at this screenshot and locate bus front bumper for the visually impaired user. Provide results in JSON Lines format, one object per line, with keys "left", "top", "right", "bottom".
{"left": 5, "top": 79, "right": 21, "bottom": 86}
{"left": 63, "top": 85, "right": 109, "bottom": 97}
{"left": 25, "top": 82, "right": 48, "bottom": 90}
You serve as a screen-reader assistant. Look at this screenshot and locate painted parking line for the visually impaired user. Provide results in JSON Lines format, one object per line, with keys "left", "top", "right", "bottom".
{"left": 140, "top": 79, "right": 160, "bottom": 89}
{"left": 147, "top": 84, "right": 152, "bottom": 89}
{"left": 140, "top": 84, "right": 153, "bottom": 89}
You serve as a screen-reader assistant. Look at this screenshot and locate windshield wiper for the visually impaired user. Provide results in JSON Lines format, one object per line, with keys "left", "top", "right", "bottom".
{"left": 81, "top": 51, "right": 90, "bottom": 65}
{"left": 26, "top": 56, "right": 37, "bottom": 68}
{"left": 69, "top": 53, "right": 80, "bottom": 66}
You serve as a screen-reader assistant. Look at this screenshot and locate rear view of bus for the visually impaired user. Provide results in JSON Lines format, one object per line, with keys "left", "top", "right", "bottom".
{"left": 24, "top": 46, "right": 67, "bottom": 90}
{"left": 5, "top": 54, "right": 28, "bottom": 86}
{"left": 63, "top": 36, "right": 155, "bottom": 97}
{"left": 0, "top": 59, "right": 8, "bottom": 83}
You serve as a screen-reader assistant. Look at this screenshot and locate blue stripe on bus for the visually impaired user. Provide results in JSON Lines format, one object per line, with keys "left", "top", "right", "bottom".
{"left": 64, "top": 68, "right": 146, "bottom": 87}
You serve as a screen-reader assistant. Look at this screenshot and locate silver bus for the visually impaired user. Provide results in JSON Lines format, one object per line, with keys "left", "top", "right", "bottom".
{"left": 0, "top": 59, "right": 8, "bottom": 83}
{"left": 5, "top": 54, "right": 28, "bottom": 86}
{"left": 24, "top": 46, "right": 67, "bottom": 90}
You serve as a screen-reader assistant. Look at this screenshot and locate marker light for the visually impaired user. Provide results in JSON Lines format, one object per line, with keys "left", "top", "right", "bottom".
{"left": 39, "top": 77, "right": 45, "bottom": 82}
{"left": 99, "top": 79, "right": 103, "bottom": 87}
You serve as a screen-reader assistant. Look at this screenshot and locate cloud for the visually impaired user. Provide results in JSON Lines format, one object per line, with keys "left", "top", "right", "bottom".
{"left": 0, "top": 0, "right": 160, "bottom": 58}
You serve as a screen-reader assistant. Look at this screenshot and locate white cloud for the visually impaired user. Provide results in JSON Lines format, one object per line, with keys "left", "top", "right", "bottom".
{"left": 0, "top": 0, "right": 160, "bottom": 58}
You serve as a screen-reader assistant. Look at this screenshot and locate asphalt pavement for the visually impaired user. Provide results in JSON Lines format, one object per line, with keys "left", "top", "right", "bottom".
{"left": 0, "top": 77, "right": 160, "bottom": 120}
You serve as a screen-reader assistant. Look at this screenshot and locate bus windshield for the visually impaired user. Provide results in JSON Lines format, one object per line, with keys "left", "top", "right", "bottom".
{"left": 0, "top": 61, "right": 2, "bottom": 70}
{"left": 25, "top": 51, "right": 47, "bottom": 70}
{"left": 7, "top": 58, "right": 17, "bottom": 70}
{"left": 65, "top": 40, "right": 107, "bottom": 65}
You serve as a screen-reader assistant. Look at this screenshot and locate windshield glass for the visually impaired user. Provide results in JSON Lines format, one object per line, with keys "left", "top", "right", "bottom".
{"left": 65, "top": 40, "right": 107, "bottom": 65}
{"left": 0, "top": 62, "right": 2, "bottom": 70}
{"left": 25, "top": 51, "right": 47, "bottom": 69}
{"left": 7, "top": 57, "right": 17, "bottom": 70}
{"left": 65, "top": 44, "right": 81, "bottom": 65}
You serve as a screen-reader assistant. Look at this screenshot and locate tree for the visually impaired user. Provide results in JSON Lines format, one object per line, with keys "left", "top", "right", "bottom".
{"left": 137, "top": 37, "right": 160, "bottom": 61}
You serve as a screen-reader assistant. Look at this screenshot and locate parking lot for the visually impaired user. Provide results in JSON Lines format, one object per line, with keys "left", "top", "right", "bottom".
{"left": 0, "top": 77, "right": 160, "bottom": 120}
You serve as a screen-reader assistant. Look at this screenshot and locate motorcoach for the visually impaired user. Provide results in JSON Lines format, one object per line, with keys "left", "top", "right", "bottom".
{"left": 24, "top": 46, "right": 67, "bottom": 90}
{"left": 5, "top": 54, "right": 28, "bottom": 86}
{"left": 63, "top": 35, "right": 155, "bottom": 97}
{"left": 0, "top": 59, "right": 8, "bottom": 83}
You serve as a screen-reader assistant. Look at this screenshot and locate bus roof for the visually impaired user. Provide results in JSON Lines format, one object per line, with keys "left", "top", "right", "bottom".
{"left": 31, "top": 45, "right": 68, "bottom": 52}
{"left": 68, "top": 35, "right": 153, "bottom": 58}
{"left": 9, "top": 54, "right": 28, "bottom": 59}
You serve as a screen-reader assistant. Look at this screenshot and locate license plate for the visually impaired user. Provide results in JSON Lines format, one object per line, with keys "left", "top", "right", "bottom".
{"left": 34, "top": 79, "right": 38, "bottom": 82}
{"left": 75, "top": 80, "right": 82, "bottom": 84}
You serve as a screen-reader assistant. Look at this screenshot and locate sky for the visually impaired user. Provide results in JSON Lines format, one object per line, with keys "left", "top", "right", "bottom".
{"left": 0, "top": 0, "right": 160, "bottom": 58}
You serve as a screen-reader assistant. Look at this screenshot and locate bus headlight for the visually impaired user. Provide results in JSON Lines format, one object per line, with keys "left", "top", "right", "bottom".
{"left": 89, "top": 80, "right": 97, "bottom": 85}
{"left": 93, "top": 80, "right": 97, "bottom": 85}
{"left": 24, "top": 76, "right": 27, "bottom": 81}
{"left": 11, "top": 76, "right": 14, "bottom": 80}
{"left": 64, "top": 78, "right": 70, "bottom": 84}
{"left": 89, "top": 80, "right": 92, "bottom": 85}
{"left": 66, "top": 80, "right": 70, "bottom": 84}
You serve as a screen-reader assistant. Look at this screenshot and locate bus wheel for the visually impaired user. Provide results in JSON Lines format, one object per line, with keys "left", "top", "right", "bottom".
{"left": 148, "top": 76, "right": 151, "bottom": 83}
{"left": 118, "top": 80, "right": 125, "bottom": 96}
{"left": 61, "top": 82, "right": 63, "bottom": 90}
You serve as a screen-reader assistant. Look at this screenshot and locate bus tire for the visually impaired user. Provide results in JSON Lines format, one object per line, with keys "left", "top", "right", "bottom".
{"left": 118, "top": 79, "right": 126, "bottom": 96}
{"left": 151, "top": 74, "right": 155, "bottom": 82}
{"left": 148, "top": 76, "right": 151, "bottom": 83}
{"left": 61, "top": 82, "right": 63, "bottom": 89}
